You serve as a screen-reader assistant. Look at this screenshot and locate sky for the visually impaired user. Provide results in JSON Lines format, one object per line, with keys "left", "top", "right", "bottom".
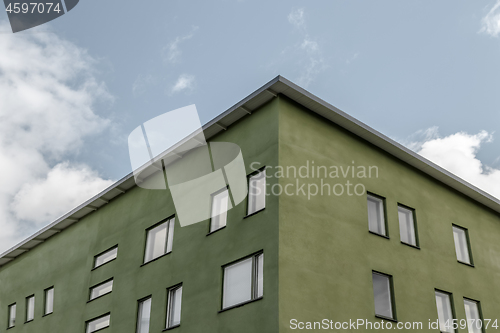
{"left": 1, "top": 0, "right": 500, "bottom": 252}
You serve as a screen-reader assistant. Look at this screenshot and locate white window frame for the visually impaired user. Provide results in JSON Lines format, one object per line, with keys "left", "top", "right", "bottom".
{"left": 398, "top": 205, "right": 418, "bottom": 247}
{"left": 464, "top": 298, "right": 483, "bottom": 333}
{"left": 210, "top": 187, "right": 229, "bottom": 233}
{"left": 86, "top": 313, "right": 111, "bottom": 333}
{"left": 222, "top": 252, "right": 264, "bottom": 310}
{"left": 453, "top": 225, "right": 473, "bottom": 265}
{"left": 89, "top": 279, "right": 114, "bottom": 301}
{"left": 166, "top": 284, "right": 183, "bottom": 329}
{"left": 136, "top": 297, "right": 152, "bottom": 333}
{"left": 367, "top": 193, "right": 387, "bottom": 236}
{"left": 247, "top": 168, "right": 266, "bottom": 215}
{"left": 44, "top": 287, "right": 54, "bottom": 315}
{"left": 25, "top": 295, "right": 35, "bottom": 322}
{"left": 371, "top": 271, "right": 395, "bottom": 320}
{"left": 435, "top": 290, "right": 455, "bottom": 333}
{"left": 143, "top": 217, "right": 175, "bottom": 264}
{"left": 93, "top": 246, "right": 118, "bottom": 269}
{"left": 8, "top": 303, "right": 16, "bottom": 328}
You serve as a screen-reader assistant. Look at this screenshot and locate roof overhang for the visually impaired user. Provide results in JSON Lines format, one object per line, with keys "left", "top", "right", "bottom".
{"left": 1, "top": 75, "right": 499, "bottom": 266}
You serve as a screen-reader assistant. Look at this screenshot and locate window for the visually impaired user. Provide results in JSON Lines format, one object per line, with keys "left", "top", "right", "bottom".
{"left": 247, "top": 169, "right": 266, "bottom": 215}
{"left": 94, "top": 246, "right": 118, "bottom": 269}
{"left": 398, "top": 205, "right": 417, "bottom": 247}
{"left": 86, "top": 313, "right": 110, "bottom": 333}
{"left": 453, "top": 225, "right": 472, "bottom": 265}
{"left": 136, "top": 297, "right": 152, "bottom": 333}
{"left": 367, "top": 194, "right": 386, "bottom": 236}
{"left": 223, "top": 252, "right": 263, "bottom": 309}
{"left": 464, "top": 298, "right": 483, "bottom": 333}
{"left": 8, "top": 303, "right": 16, "bottom": 328}
{"left": 44, "top": 287, "right": 54, "bottom": 315}
{"left": 435, "top": 290, "right": 455, "bottom": 333}
{"left": 90, "top": 279, "right": 114, "bottom": 301}
{"left": 144, "top": 217, "right": 175, "bottom": 263}
{"left": 210, "top": 188, "right": 229, "bottom": 233}
{"left": 371, "top": 272, "right": 395, "bottom": 320}
{"left": 166, "top": 285, "right": 183, "bottom": 328}
{"left": 25, "top": 295, "right": 34, "bottom": 322}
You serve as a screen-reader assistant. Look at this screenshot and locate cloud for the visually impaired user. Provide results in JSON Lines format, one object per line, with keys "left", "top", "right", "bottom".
{"left": 286, "top": 8, "right": 327, "bottom": 87}
{"left": 406, "top": 127, "right": 500, "bottom": 199}
{"left": 170, "top": 74, "right": 195, "bottom": 94}
{"left": 301, "top": 38, "right": 319, "bottom": 53}
{"left": 132, "top": 74, "right": 155, "bottom": 97}
{"left": 12, "top": 163, "right": 113, "bottom": 224}
{"left": 480, "top": 0, "right": 500, "bottom": 37}
{"left": 162, "top": 26, "right": 198, "bottom": 64}
{"left": 288, "top": 8, "right": 306, "bottom": 30}
{"left": 0, "top": 22, "right": 114, "bottom": 251}
{"left": 405, "top": 126, "right": 440, "bottom": 151}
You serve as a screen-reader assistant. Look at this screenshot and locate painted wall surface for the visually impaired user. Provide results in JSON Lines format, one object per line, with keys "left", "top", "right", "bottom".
{"left": 0, "top": 98, "right": 280, "bottom": 332}
{"left": 277, "top": 96, "right": 500, "bottom": 332}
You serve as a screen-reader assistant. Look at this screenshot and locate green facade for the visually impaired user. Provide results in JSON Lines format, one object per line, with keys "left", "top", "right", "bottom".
{"left": 277, "top": 96, "right": 500, "bottom": 332}
{"left": 1, "top": 93, "right": 499, "bottom": 332}
{"left": 0, "top": 98, "right": 280, "bottom": 333}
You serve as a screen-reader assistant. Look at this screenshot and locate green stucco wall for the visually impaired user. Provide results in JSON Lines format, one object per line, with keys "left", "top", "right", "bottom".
{"left": 277, "top": 95, "right": 500, "bottom": 332}
{"left": 0, "top": 98, "right": 280, "bottom": 333}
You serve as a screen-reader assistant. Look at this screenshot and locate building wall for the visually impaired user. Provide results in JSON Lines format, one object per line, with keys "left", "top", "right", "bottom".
{"left": 277, "top": 95, "right": 500, "bottom": 332}
{"left": 0, "top": 98, "right": 281, "bottom": 332}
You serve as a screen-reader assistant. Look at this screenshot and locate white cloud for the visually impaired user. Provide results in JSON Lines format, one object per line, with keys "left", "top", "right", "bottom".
{"left": 288, "top": 8, "right": 306, "bottom": 30}
{"left": 300, "top": 38, "right": 319, "bottom": 53}
{"left": 286, "top": 8, "right": 327, "bottom": 87}
{"left": 480, "top": 0, "right": 500, "bottom": 37}
{"left": 405, "top": 126, "right": 440, "bottom": 151}
{"left": 406, "top": 127, "right": 500, "bottom": 199}
{"left": 132, "top": 74, "right": 155, "bottom": 97}
{"left": 0, "top": 22, "right": 114, "bottom": 251}
{"left": 170, "top": 74, "right": 195, "bottom": 94}
{"left": 162, "top": 26, "right": 198, "bottom": 64}
{"left": 12, "top": 163, "right": 113, "bottom": 224}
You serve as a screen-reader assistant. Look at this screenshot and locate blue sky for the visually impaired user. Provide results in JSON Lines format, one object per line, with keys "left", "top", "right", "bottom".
{"left": 1, "top": 0, "right": 500, "bottom": 250}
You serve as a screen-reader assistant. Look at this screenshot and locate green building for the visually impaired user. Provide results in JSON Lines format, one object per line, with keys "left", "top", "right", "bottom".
{"left": 1, "top": 76, "right": 499, "bottom": 333}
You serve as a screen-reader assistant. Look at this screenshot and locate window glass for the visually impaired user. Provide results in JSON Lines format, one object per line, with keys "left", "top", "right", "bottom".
{"left": 166, "top": 218, "right": 175, "bottom": 253}
{"left": 144, "top": 218, "right": 174, "bottom": 263}
{"left": 464, "top": 299, "right": 482, "bottom": 333}
{"left": 87, "top": 314, "right": 111, "bottom": 333}
{"left": 372, "top": 272, "right": 393, "bottom": 319}
{"left": 44, "top": 287, "right": 54, "bottom": 315}
{"left": 222, "top": 253, "right": 264, "bottom": 309}
{"left": 223, "top": 257, "right": 253, "bottom": 308}
{"left": 453, "top": 226, "right": 471, "bottom": 264}
{"left": 167, "top": 286, "right": 183, "bottom": 328}
{"left": 398, "top": 206, "right": 417, "bottom": 246}
{"left": 8, "top": 303, "right": 16, "bottom": 328}
{"left": 137, "top": 298, "right": 152, "bottom": 333}
{"left": 435, "top": 291, "right": 454, "bottom": 333}
{"left": 94, "top": 247, "right": 118, "bottom": 269}
{"left": 367, "top": 195, "right": 386, "bottom": 235}
{"left": 256, "top": 254, "right": 264, "bottom": 298}
{"left": 248, "top": 170, "right": 266, "bottom": 215}
{"left": 26, "top": 296, "right": 34, "bottom": 322}
{"left": 211, "top": 189, "right": 229, "bottom": 232}
{"left": 90, "top": 280, "right": 114, "bottom": 301}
